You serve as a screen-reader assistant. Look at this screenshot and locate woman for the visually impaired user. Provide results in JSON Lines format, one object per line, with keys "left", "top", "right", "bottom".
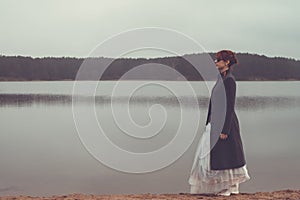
{"left": 189, "top": 50, "right": 250, "bottom": 196}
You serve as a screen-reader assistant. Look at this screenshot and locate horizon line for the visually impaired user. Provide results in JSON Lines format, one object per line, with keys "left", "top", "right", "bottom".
{"left": 0, "top": 52, "right": 299, "bottom": 61}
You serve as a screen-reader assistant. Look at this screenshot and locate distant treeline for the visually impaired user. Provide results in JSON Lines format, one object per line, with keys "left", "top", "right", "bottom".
{"left": 0, "top": 53, "right": 299, "bottom": 81}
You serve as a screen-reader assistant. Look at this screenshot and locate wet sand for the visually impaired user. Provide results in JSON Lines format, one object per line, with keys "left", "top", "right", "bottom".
{"left": 1, "top": 189, "right": 300, "bottom": 200}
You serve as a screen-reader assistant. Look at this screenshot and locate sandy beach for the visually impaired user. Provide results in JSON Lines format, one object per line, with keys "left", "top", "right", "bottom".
{"left": 1, "top": 189, "right": 300, "bottom": 200}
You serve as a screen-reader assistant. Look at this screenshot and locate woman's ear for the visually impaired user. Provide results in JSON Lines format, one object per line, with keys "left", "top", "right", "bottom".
{"left": 225, "top": 60, "right": 230, "bottom": 66}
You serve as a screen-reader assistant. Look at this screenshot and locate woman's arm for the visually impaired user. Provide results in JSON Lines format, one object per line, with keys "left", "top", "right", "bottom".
{"left": 221, "top": 77, "right": 236, "bottom": 136}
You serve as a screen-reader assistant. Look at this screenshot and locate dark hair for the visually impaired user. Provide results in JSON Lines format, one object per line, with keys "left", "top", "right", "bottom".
{"left": 216, "top": 50, "right": 238, "bottom": 69}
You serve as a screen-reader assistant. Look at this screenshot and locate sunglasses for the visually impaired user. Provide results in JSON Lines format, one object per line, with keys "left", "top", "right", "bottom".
{"left": 214, "top": 58, "right": 223, "bottom": 63}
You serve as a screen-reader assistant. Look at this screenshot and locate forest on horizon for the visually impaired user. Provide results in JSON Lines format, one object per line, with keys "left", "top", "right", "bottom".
{"left": 0, "top": 53, "right": 299, "bottom": 81}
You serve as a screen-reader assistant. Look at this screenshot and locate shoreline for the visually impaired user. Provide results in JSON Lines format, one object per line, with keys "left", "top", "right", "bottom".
{"left": 1, "top": 189, "right": 300, "bottom": 200}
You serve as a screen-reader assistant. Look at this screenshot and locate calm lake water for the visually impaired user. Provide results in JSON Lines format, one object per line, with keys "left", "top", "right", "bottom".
{"left": 0, "top": 81, "right": 300, "bottom": 196}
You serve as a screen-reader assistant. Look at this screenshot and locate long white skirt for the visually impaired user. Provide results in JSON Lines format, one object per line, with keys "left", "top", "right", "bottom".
{"left": 188, "top": 123, "right": 250, "bottom": 194}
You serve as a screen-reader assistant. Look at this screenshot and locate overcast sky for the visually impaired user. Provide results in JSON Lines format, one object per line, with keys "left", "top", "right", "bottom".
{"left": 0, "top": 0, "right": 299, "bottom": 59}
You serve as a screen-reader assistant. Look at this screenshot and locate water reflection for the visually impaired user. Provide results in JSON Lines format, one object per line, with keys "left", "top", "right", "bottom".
{"left": 0, "top": 94, "right": 300, "bottom": 195}
{"left": 0, "top": 94, "right": 300, "bottom": 110}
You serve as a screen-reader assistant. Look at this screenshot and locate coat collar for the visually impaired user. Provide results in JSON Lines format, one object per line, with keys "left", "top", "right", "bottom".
{"left": 220, "top": 68, "right": 230, "bottom": 78}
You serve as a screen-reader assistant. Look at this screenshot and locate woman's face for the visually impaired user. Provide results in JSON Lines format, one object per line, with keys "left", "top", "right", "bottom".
{"left": 214, "top": 58, "right": 229, "bottom": 71}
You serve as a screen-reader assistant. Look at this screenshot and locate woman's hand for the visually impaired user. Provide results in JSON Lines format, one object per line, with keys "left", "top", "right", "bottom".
{"left": 220, "top": 133, "right": 228, "bottom": 140}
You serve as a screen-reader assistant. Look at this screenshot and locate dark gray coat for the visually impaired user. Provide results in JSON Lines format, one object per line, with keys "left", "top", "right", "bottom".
{"left": 205, "top": 69, "right": 246, "bottom": 170}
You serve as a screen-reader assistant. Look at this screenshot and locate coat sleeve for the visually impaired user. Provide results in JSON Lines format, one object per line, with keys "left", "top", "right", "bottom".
{"left": 222, "top": 78, "right": 236, "bottom": 135}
